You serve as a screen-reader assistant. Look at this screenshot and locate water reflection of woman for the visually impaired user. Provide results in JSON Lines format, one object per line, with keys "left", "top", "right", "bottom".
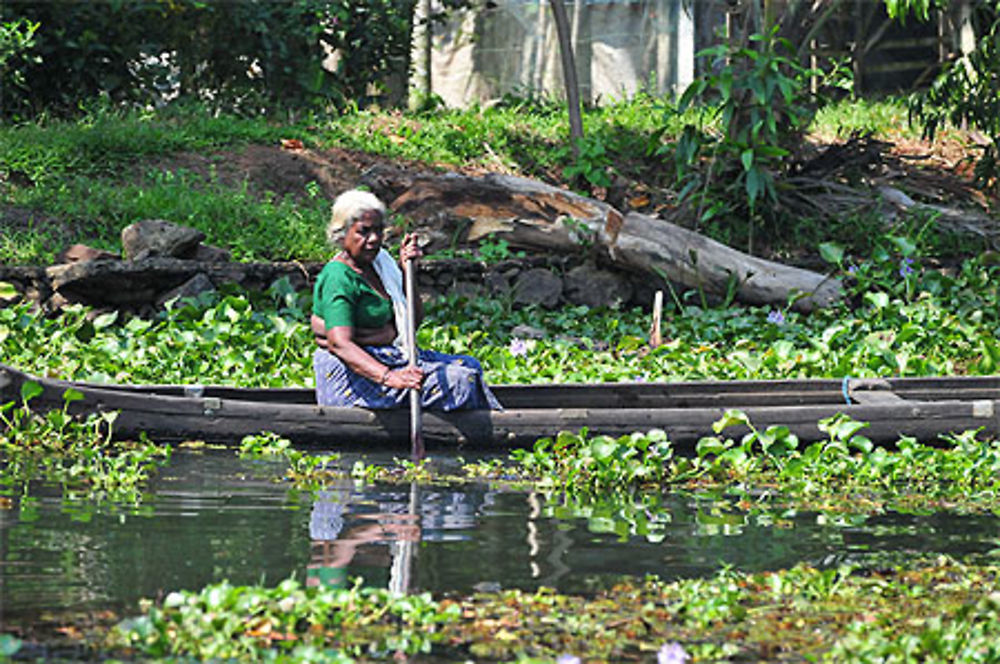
{"left": 306, "top": 488, "right": 419, "bottom": 589}
{"left": 306, "top": 482, "right": 493, "bottom": 590}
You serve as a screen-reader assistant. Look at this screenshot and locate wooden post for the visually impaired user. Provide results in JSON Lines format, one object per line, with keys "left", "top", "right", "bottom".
{"left": 650, "top": 290, "right": 663, "bottom": 348}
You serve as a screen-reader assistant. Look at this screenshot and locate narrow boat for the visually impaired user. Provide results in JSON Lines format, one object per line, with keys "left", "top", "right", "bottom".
{"left": 1, "top": 362, "right": 998, "bottom": 449}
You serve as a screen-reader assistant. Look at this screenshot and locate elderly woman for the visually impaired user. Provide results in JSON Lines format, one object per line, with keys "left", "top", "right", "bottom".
{"left": 311, "top": 189, "right": 500, "bottom": 411}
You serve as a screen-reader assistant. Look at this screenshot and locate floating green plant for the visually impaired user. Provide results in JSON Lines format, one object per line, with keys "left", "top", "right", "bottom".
{"left": 104, "top": 557, "right": 1000, "bottom": 662}
{"left": 0, "top": 382, "right": 170, "bottom": 510}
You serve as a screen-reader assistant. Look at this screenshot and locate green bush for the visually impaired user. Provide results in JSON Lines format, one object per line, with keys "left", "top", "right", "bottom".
{"left": 0, "top": 0, "right": 419, "bottom": 119}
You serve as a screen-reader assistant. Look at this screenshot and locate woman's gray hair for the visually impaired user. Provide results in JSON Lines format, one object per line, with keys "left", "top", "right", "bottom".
{"left": 327, "top": 189, "right": 387, "bottom": 247}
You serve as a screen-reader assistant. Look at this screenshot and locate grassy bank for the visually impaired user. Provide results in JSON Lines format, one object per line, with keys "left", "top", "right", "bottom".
{"left": 0, "top": 95, "right": 980, "bottom": 265}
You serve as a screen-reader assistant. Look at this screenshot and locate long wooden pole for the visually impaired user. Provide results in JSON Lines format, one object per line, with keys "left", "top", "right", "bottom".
{"left": 404, "top": 258, "right": 424, "bottom": 460}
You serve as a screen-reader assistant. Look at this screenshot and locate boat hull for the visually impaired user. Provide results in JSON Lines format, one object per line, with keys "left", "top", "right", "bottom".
{"left": 2, "top": 363, "right": 999, "bottom": 449}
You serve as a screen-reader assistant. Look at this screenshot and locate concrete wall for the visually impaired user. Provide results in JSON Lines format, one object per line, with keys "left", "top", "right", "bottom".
{"left": 413, "top": 0, "right": 968, "bottom": 109}
{"left": 415, "top": 0, "right": 695, "bottom": 107}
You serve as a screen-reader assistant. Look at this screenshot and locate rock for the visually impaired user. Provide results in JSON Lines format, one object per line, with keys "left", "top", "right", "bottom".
{"left": 41, "top": 258, "right": 326, "bottom": 311}
{"left": 190, "top": 244, "right": 231, "bottom": 263}
{"left": 511, "top": 324, "right": 546, "bottom": 339}
{"left": 452, "top": 281, "right": 482, "bottom": 299}
{"left": 512, "top": 268, "right": 562, "bottom": 308}
{"left": 47, "top": 257, "right": 197, "bottom": 306}
{"left": 484, "top": 267, "right": 511, "bottom": 294}
{"left": 0, "top": 265, "right": 50, "bottom": 308}
{"left": 57, "top": 243, "right": 119, "bottom": 264}
{"left": 121, "top": 219, "right": 205, "bottom": 260}
{"left": 564, "top": 263, "right": 633, "bottom": 309}
{"left": 156, "top": 273, "right": 216, "bottom": 307}
{"left": 629, "top": 272, "right": 666, "bottom": 312}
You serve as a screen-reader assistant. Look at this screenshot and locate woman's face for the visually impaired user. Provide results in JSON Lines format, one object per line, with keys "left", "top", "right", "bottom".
{"left": 342, "top": 209, "right": 384, "bottom": 264}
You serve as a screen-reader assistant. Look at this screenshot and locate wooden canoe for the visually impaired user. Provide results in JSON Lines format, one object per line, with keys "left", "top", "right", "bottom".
{"left": 1, "top": 362, "right": 998, "bottom": 449}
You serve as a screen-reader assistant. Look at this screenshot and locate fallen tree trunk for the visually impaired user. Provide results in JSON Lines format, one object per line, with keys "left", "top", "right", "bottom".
{"left": 372, "top": 170, "right": 843, "bottom": 312}
{"left": 878, "top": 185, "right": 1000, "bottom": 247}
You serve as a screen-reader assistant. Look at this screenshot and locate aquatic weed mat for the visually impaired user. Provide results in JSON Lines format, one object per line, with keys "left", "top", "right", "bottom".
{"left": 66, "top": 556, "right": 1000, "bottom": 662}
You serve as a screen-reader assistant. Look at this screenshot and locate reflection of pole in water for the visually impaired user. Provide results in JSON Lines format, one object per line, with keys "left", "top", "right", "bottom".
{"left": 527, "top": 491, "right": 541, "bottom": 578}
{"left": 527, "top": 490, "right": 572, "bottom": 587}
{"left": 389, "top": 482, "right": 420, "bottom": 595}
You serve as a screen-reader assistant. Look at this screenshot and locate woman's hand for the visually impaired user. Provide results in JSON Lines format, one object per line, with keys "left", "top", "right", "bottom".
{"left": 399, "top": 232, "right": 422, "bottom": 265}
{"left": 384, "top": 365, "right": 424, "bottom": 390}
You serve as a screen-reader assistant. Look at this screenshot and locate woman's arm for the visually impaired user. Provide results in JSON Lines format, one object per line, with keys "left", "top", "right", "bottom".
{"left": 326, "top": 325, "right": 423, "bottom": 390}
{"left": 311, "top": 314, "right": 329, "bottom": 349}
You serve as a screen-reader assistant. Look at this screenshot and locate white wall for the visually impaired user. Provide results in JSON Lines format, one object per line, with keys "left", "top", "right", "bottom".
{"left": 414, "top": 0, "right": 695, "bottom": 107}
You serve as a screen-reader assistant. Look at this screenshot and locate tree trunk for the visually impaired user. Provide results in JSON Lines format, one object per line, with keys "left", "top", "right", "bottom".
{"left": 549, "top": 0, "right": 584, "bottom": 150}
{"left": 371, "top": 169, "right": 843, "bottom": 312}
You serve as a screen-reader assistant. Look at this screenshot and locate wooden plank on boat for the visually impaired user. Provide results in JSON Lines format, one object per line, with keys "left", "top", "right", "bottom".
{"left": 9, "top": 362, "right": 1000, "bottom": 411}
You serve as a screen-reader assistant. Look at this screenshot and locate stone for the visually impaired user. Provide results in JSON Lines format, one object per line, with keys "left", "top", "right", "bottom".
{"left": 564, "top": 263, "right": 633, "bottom": 309}
{"left": 484, "top": 267, "right": 511, "bottom": 295}
{"left": 121, "top": 219, "right": 205, "bottom": 260}
{"left": 511, "top": 324, "right": 546, "bottom": 339}
{"left": 57, "top": 243, "right": 119, "bottom": 264}
{"left": 512, "top": 268, "right": 562, "bottom": 308}
{"left": 629, "top": 272, "right": 668, "bottom": 312}
{"left": 190, "top": 244, "right": 231, "bottom": 263}
{"left": 47, "top": 257, "right": 201, "bottom": 307}
{"left": 156, "top": 273, "right": 216, "bottom": 307}
{"left": 452, "top": 281, "right": 482, "bottom": 299}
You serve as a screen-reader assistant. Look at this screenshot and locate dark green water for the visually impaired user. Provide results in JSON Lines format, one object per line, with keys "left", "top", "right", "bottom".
{"left": 3, "top": 448, "right": 1000, "bottom": 627}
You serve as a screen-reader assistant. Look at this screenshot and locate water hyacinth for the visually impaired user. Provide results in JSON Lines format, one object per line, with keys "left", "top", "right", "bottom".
{"left": 509, "top": 337, "right": 529, "bottom": 357}
{"left": 657, "top": 642, "right": 689, "bottom": 664}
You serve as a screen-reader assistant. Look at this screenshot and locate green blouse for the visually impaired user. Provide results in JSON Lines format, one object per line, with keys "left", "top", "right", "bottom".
{"left": 313, "top": 260, "right": 393, "bottom": 330}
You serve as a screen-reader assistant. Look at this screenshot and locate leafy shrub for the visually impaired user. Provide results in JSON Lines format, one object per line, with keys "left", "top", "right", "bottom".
{"left": 0, "top": 0, "right": 420, "bottom": 119}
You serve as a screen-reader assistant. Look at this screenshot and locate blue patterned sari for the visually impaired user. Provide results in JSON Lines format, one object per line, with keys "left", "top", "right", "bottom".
{"left": 313, "top": 346, "right": 502, "bottom": 411}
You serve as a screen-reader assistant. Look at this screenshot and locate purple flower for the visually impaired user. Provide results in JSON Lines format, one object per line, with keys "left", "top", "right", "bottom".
{"left": 556, "top": 656, "right": 581, "bottom": 664}
{"left": 899, "top": 257, "right": 915, "bottom": 277}
{"left": 767, "top": 310, "right": 785, "bottom": 325}
{"left": 658, "top": 642, "right": 689, "bottom": 664}
{"left": 509, "top": 338, "right": 528, "bottom": 357}
{"left": 847, "top": 264, "right": 858, "bottom": 274}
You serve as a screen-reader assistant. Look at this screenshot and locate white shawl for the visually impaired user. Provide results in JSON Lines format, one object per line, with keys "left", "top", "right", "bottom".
{"left": 372, "top": 248, "right": 410, "bottom": 353}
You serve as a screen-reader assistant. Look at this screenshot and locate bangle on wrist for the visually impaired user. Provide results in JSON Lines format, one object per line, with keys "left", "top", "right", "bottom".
{"left": 379, "top": 366, "right": 392, "bottom": 385}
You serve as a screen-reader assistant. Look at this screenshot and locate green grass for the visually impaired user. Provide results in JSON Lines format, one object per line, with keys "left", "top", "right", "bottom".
{"left": 0, "top": 225, "right": 61, "bottom": 264}
{"left": 0, "top": 102, "right": 296, "bottom": 184}
{"left": 9, "top": 170, "right": 331, "bottom": 261}
{"left": 811, "top": 96, "right": 922, "bottom": 140}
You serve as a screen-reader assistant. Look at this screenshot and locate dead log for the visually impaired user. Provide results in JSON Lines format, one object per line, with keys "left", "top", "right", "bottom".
{"left": 878, "top": 185, "right": 1000, "bottom": 248}
{"left": 378, "top": 170, "right": 843, "bottom": 312}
